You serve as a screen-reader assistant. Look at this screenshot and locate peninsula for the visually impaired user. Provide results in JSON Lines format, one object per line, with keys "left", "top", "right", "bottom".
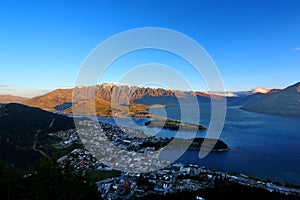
{"left": 144, "top": 118, "right": 206, "bottom": 131}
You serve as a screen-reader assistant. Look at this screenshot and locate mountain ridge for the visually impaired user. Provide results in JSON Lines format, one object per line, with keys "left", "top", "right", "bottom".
{"left": 241, "top": 82, "right": 300, "bottom": 117}
{"left": 23, "top": 84, "right": 215, "bottom": 112}
{"left": 11, "top": 82, "right": 300, "bottom": 117}
{"left": 0, "top": 94, "right": 28, "bottom": 103}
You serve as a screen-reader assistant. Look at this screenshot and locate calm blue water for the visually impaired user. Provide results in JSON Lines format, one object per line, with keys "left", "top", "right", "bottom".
{"left": 98, "top": 104, "right": 300, "bottom": 184}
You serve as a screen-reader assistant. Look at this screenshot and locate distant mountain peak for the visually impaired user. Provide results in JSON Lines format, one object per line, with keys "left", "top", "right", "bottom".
{"left": 242, "top": 82, "right": 300, "bottom": 117}
{"left": 297, "top": 83, "right": 300, "bottom": 93}
{"left": 251, "top": 87, "right": 271, "bottom": 94}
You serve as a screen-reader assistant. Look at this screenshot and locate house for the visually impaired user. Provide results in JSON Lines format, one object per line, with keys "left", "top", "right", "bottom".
{"left": 123, "top": 182, "right": 131, "bottom": 190}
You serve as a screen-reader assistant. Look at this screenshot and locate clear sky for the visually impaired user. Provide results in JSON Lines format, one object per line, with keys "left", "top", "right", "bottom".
{"left": 0, "top": 0, "right": 299, "bottom": 97}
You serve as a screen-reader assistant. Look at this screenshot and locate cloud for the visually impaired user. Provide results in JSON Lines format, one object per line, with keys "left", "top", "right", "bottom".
{"left": 14, "top": 89, "right": 51, "bottom": 98}
{"left": 56, "top": 85, "right": 75, "bottom": 88}
{"left": 207, "top": 92, "right": 237, "bottom": 97}
{"left": 0, "top": 89, "right": 51, "bottom": 98}
{"left": 293, "top": 46, "right": 300, "bottom": 51}
{"left": 0, "top": 84, "right": 11, "bottom": 87}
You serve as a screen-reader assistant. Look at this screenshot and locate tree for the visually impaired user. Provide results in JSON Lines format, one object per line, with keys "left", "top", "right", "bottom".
{"left": 0, "top": 159, "right": 102, "bottom": 200}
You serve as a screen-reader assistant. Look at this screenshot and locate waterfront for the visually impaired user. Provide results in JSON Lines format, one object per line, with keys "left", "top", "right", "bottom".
{"left": 97, "top": 104, "right": 300, "bottom": 184}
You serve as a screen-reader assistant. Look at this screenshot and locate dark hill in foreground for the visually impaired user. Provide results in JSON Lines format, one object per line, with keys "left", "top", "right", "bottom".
{"left": 0, "top": 103, "right": 74, "bottom": 130}
{"left": 0, "top": 103, "right": 74, "bottom": 170}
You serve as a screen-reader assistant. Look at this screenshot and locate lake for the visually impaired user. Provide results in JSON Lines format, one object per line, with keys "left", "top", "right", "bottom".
{"left": 97, "top": 104, "right": 300, "bottom": 184}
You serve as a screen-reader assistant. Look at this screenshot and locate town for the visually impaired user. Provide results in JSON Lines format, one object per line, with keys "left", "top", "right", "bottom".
{"left": 54, "top": 118, "right": 300, "bottom": 199}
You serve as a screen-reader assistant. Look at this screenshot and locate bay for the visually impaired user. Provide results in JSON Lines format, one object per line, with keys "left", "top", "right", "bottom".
{"left": 97, "top": 104, "right": 300, "bottom": 184}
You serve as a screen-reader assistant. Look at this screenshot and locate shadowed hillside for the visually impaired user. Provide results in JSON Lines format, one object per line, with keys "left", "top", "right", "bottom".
{"left": 241, "top": 82, "right": 300, "bottom": 117}
{"left": 0, "top": 103, "right": 74, "bottom": 170}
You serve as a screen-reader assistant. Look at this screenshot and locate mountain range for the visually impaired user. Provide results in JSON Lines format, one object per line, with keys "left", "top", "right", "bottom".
{"left": 22, "top": 83, "right": 213, "bottom": 111}
{"left": 241, "top": 82, "right": 300, "bottom": 117}
{"left": 1, "top": 82, "right": 299, "bottom": 117}
{"left": 21, "top": 83, "right": 213, "bottom": 117}
{"left": 232, "top": 89, "right": 281, "bottom": 106}
{"left": 0, "top": 94, "right": 28, "bottom": 103}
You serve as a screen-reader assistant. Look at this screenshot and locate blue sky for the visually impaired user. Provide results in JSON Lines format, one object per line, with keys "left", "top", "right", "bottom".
{"left": 0, "top": 0, "right": 299, "bottom": 97}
